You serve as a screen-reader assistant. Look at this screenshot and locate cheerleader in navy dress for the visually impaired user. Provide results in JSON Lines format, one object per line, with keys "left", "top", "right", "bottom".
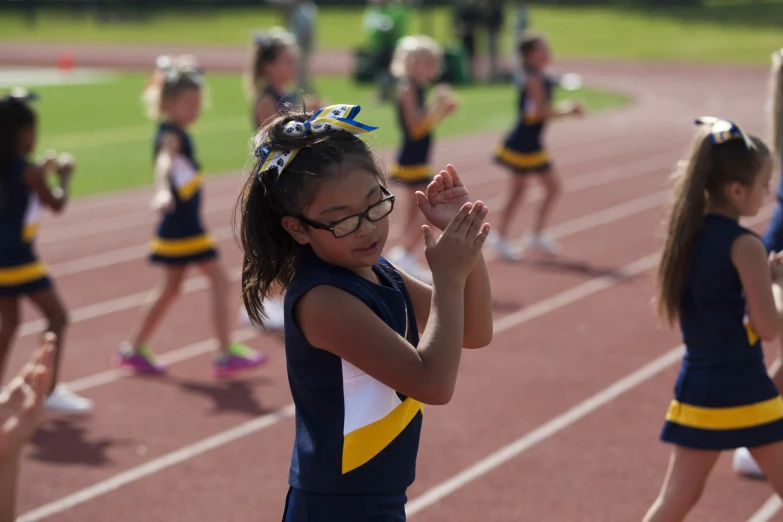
{"left": 734, "top": 47, "right": 783, "bottom": 478}
{"left": 645, "top": 117, "right": 783, "bottom": 522}
{"left": 385, "top": 35, "right": 457, "bottom": 283}
{"left": 240, "top": 28, "right": 325, "bottom": 330}
{"left": 114, "top": 55, "right": 266, "bottom": 377}
{"left": 490, "top": 33, "right": 582, "bottom": 261}
{"left": 0, "top": 90, "right": 92, "bottom": 414}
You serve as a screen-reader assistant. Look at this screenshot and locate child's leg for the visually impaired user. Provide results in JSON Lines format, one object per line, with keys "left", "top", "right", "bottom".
{"left": 642, "top": 445, "right": 720, "bottom": 522}
{"left": 198, "top": 258, "right": 267, "bottom": 377}
{"left": 533, "top": 167, "right": 562, "bottom": 235}
{"left": 195, "top": 259, "right": 231, "bottom": 352}
{"left": 497, "top": 173, "right": 528, "bottom": 240}
{"left": 748, "top": 441, "right": 783, "bottom": 494}
{"left": 0, "top": 297, "right": 20, "bottom": 383}
{"left": 129, "top": 265, "right": 187, "bottom": 349}
{"left": 26, "top": 286, "right": 91, "bottom": 413}
{"left": 26, "top": 288, "right": 68, "bottom": 393}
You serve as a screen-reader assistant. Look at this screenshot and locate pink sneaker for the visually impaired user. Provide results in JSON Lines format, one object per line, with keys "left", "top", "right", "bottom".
{"left": 213, "top": 343, "right": 268, "bottom": 378}
{"left": 112, "top": 343, "right": 166, "bottom": 375}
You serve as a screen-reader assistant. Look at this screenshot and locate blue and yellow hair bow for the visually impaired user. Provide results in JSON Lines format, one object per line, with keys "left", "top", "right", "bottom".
{"left": 254, "top": 104, "right": 378, "bottom": 182}
{"left": 695, "top": 116, "right": 756, "bottom": 150}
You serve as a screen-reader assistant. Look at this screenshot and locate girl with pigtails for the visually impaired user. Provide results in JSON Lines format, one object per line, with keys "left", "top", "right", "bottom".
{"left": 114, "top": 55, "right": 267, "bottom": 378}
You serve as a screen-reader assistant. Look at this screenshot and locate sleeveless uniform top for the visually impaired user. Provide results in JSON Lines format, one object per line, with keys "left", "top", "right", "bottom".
{"left": 253, "top": 85, "right": 298, "bottom": 129}
{"left": 149, "top": 122, "right": 216, "bottom": 264}
{"left": 283, "top": 249, "right": 423, "bottom": 494}
{"left": 762, "top": 152, "right": 783, "bottom": 252}
{"left": 391, "top": 80, "right": 433, "bottom": 184}
{"left": 495, "top": 68, "right": 555, "bottom": 173}
{"left": 0, "top": 156, "right": 50, "bottom": 295}
{"left": 661, "top": 214, "right": 783, "bottom": 450}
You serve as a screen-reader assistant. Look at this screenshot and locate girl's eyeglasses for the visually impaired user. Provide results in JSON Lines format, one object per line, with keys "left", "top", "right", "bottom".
{"left": 298, "top": 185, "right": 395, "bottom": 239}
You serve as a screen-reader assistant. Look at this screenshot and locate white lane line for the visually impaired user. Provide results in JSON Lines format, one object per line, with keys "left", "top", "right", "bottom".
{"left": 16, "top": 404, "right": 296, "bottom": 522}
{"left": 44, "top": 151, "right": 672, "bottom": 277}
{"left": 405, "top": 346, "right": 685, "bottom": 516}
{"left": 16, "top": 234, "right": 683, "bottom": 521}
{"left": 20, "top": 187, "right": 667, "bottom": 340}
{"left": 43, "top": 124, "right": 687, "bottom": 243}
{"left": 748, "top": 495, "right": 782, "bottom": 522}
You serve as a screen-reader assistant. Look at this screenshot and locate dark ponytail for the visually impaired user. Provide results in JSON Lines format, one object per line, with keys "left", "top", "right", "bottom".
{"left": 0, "top": 94, "right": 36, "bottom": 193}
{"left": 234, "top": 105, "right": 385, "bottom": 329}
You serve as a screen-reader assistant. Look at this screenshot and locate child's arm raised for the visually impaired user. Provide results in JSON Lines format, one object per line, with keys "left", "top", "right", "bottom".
{"left": 254, "top": 94, "right": 280, "bottom": 130}
{"left": 526, "top": 75, "right": 582, "bottom": 121}
{"left": 297, "top": 202, "right": 489, "bottom": 405}
{"left": 399, "top": 81, "right": 454, "bottom": 141}
{"left": 149, "top": 131, "right": 179, "bottom": 212}
{"left": 733, "top": 234, "right": 782, "bottom": 341}
{"left": 401, "top": 165, "right": 493, "bottom": 348}
{"left": 22, "top": 153, "right": 72, "bottom": 213}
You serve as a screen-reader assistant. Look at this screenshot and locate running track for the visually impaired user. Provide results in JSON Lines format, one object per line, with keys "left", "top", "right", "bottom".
{"left": 3, "top": 47, "right": 783, "bottom": 521}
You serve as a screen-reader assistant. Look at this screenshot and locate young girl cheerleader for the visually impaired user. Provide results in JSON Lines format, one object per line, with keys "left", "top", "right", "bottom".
{"left": 385, "top": 34, "right": 458, "bottom": 283}
{"left": 241, "top": 27, "right": 325, "bottom": 330}
{"left": 644, "top": 117, "right": 783, "bottom": 522}
{"left": 734, "top": 47, "right": 783, "bottom": 478}
{"left": 113, "top": 56, "right": 266, "bottom": 377}
{"left": 491, "top": 32, "right": 583, "bottom": 261}
{"left": 0, "top": 89, "right": 92, "bottom": 414}
{"left": 235, "top": 103, "right": 492, "bottom": 519}
{"left": 247, "top": 27, "right": 300, "bottom": 131}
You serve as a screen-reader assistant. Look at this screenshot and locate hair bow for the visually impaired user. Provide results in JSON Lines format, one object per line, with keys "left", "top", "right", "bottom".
{"left": 695, "top": 116, "right": 756, "bottom": 150}
{"left": 156, "top": 55, "right": 204, "bottom": 84}
{"left": 2, "top": 87, "right": 38, "bottom": 103}
{"left": 254, "top": 104, "right": 378, "bottom": 182}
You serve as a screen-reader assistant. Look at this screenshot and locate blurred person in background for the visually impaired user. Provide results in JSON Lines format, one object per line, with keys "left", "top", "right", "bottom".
{"left": 266, "top": 0, "right": 318, "bottom": 94}
{"left": 363, "top": 0, "right": 412, "bottom": 103}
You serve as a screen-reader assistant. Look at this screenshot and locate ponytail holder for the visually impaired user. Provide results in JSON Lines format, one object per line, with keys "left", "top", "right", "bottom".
{"left": 695, "top": 116, "right": 757, "bottom": 151}
{"left": 254, "top": 104, "right": 379, "bottom": 183}
{"left": 2, "top": 87, "right": 38, "bottom": 103}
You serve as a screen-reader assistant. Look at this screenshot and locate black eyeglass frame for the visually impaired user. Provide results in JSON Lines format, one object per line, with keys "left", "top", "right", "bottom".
{"left": 296, "top": 185, "right": 396, "bottom": 239}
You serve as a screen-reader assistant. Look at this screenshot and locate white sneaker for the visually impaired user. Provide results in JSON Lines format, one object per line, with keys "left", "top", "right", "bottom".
{"left": 488, "top": 232, "right": 524, "bottom": 261}
{"left": 45, "top": 384, "right": 93, "bottom": 414}
{"left": 733, "top": 447, "right": 765, "bottom": 478}
{"left": 523, "top": 233, "right": 561, "bottom": 255}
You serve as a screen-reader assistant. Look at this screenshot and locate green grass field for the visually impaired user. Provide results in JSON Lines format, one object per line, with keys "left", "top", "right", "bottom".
{"left": 0, "top": 74, "right": 627, "bottom": 197}
{"left": 2, "top": 3, "right": 783, "bottom": 64}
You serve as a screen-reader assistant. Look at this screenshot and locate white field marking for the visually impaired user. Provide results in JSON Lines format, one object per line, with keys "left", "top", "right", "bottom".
{"left": 15, "top": 404, "right": 297, "bottom": 522}
{"left": 747, "top": 495, "right": 782, "bottom": 522}
{"left": 402, "top": 204, "right": 777, "bottom": 517}
{"left": 38, "top": 134, "right": 674, "bottom": 246}
{"left": 46, "top": 116, "right": 248, "bottom": 150}
{"left": 16, "top": 229, "right": 689, "bottom": 521}
{"left": 405, "top": 346, "right": 686, "bottom": 516}
{"left": 37, "top": 118, "right": 692, "bottom": 243}
{"left": 0, "top": 67, "right": 117, "bottom": 87}
{"left": 43, "top": 150, "right": 672, "bottom": 275}
{"left": 19, "top": 186, "right": 670, "bottom": 340}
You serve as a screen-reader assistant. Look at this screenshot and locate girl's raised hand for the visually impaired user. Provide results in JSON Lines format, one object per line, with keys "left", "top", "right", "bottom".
{"left": 422, "top": 200, "right": 489, "bottom": 284}
{"left": 416, "top": 164, "right": 473, "bottom": 231}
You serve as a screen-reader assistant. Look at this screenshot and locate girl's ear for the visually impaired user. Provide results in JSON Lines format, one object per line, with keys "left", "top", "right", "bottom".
{"left": 281, "top": 216, "right": 310, "bottom": 245}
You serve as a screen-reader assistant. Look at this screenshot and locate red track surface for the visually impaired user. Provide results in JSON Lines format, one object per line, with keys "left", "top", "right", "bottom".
{"left": 3, "top": 45, "right": 782, "bottom": 521}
